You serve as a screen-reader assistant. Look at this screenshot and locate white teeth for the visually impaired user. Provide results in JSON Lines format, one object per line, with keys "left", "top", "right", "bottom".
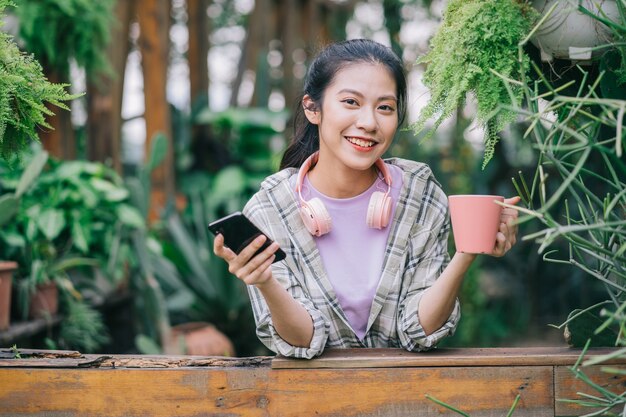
{"left": 347, "top": 137, "right": 374, "bottom": 147}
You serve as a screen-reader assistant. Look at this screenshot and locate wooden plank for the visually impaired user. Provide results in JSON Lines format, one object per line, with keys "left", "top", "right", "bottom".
{"left": 269, "top": 366, "right": 553, "bottom": 417}
{"left": 272, "top": 347, "right": 624, "bottom": 369}
{"left": 0, "top": 365, "right": 553, "bottom": 417}
{"left": 0, "top": 368, "right": 271, "bottom": 417}
{"left": 555, "top": 364, "right": 626, "bottom": 416}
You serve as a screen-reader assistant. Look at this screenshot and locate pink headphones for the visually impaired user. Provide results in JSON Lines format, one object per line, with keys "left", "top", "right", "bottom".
{"left": 295, "top": 152, "right": 393, "bottom": 237}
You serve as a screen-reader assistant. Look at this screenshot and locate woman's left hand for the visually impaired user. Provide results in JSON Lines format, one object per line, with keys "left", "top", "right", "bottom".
{"left": 491, "top": 196, "right": 521, "bottom": 257}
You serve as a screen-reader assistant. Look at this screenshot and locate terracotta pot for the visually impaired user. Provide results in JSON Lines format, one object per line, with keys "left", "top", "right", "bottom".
{"left": 0, "top": 262, "right": 17, "bottom": 331}
{"left": 165, "top": 322, "right": 235, "bottom": 357}
{"left": 29, "top": 281, "right": 59, "bottom": 319}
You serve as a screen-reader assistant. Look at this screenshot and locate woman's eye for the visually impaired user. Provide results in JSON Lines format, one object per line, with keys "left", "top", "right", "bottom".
{"left": 379, "top": 104, "right": 395, "bottom": 112}
{"left": 343, "top": 99, "right": 358, "bottom": 106}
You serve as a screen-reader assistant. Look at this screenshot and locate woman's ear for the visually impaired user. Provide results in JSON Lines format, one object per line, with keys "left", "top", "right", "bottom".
{"left": 303, "top": 95, "right": 320, "bottom": 125}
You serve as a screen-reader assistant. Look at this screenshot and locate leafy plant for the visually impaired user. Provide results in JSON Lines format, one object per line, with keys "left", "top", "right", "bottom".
{"left": 0, "top": 0, "right": 77, "bottom": 160}
{"left": 0, "top": 147, "right": 146, "bottom": 352}
{"left": 413, "top": 0, "right": 538, "bottom": 168}
{"left": 159, "top": 167, "right": 268, "bottom": 356}
{"left": 15, "top": 0, "right": 115, "bottom": 80}
{"left": 490, "top": 16, "right": 626, "bottom": 411}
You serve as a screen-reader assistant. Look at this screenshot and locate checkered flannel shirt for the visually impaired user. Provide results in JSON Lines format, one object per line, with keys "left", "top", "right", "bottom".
{"left": 243, "top": 158, "right": 460, "bottom": 359}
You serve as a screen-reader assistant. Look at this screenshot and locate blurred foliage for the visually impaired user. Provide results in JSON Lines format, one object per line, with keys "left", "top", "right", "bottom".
{"left": 0, "top": 146, "right": 147, "bottom": 352}
{"left": 14, "top": 0, "right": 115, "bottom": 80}
{"left": 0, "top": 0, "right": 77, "bottom": 161}
{"left": 158, "top": 107, "right": 286, "bottom": 356}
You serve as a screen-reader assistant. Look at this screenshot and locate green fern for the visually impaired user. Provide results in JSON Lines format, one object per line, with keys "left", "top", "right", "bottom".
{"left": 413, "top": 0, "right": 538, "bottom": 168}
{"left": 0, "top": 0, "right": 78, "bottom": 160}
{"left": 16, "top": 0, "right": 115, "bottom": 80}
{"left": 59, "top": 295, "right": 110, "bottom": 353}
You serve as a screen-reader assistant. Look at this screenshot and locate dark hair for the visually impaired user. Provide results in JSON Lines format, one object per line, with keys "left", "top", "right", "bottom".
{"left": 279, "top": 39, "right": 408, "bottom": 170}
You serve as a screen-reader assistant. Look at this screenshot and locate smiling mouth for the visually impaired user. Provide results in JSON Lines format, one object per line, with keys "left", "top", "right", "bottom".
{"left": 346, "top": 137, "right": 376, "bottom": 148}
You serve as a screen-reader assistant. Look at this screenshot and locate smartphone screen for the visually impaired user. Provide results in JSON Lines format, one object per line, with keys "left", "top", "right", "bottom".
{"left": 208, "top": 212, "right": 286, "bottom": 263}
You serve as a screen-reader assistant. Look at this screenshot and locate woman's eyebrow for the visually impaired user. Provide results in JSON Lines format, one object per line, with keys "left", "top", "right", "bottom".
{"left": 337, "top": 88, "right": 397, "bottom": 102}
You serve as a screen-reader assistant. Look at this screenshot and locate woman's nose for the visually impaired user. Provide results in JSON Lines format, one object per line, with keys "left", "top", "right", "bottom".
{"left": 355, "top": 108, "right": 377, "bottom": 131}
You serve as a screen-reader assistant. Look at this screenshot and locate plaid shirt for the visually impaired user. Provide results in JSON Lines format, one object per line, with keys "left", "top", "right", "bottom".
{"left": 243, "top": 158, "right": 460, "bottom": 359}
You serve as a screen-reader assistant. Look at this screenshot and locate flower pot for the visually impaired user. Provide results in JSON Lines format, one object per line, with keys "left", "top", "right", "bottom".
{"left": 531, "top": 0, "right": 620, "bottom": 62}
{"left": 29, "top": 281, "right": 59, "bottom": 319}
{"left": 0, "top": 262, "right": 17, "bottom": 331}
{"left": 164, "top": 322, "right": 235, "bottom": 357}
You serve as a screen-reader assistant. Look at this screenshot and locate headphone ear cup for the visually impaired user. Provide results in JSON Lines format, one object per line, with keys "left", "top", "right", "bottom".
{"left": 367, "top": 191, "right": 393, "bottom": 229}
{"left": 300, "top": 197, "right": 332, "bottom": 236}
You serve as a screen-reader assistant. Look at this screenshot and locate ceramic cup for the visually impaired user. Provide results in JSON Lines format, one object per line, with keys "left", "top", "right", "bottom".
{"left": 448, "top": 195, "right": 504, "bottom": 254}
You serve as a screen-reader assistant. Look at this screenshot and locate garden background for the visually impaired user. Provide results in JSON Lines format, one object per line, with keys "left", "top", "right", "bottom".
{"left": 0, "top": 0, "right": 623, "bottom": 358}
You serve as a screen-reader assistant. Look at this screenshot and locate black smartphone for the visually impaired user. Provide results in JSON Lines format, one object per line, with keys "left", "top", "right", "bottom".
{"left": 208, "top": 211, "right": 286, "bottom": 263}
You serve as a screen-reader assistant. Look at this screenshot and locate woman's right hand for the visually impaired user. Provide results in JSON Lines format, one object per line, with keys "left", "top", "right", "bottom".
{"left": 213, "top": 233, "right": 280, "bottom": 287}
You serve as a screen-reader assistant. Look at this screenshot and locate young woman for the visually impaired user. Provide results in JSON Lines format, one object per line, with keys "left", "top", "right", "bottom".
{"left": 214, "top": 39, "right": 520, "bottom": 359}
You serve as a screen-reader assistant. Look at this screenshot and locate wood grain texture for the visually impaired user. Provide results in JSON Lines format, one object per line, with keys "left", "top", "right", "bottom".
{"left": 555, "top": 364, "right": 626, "bottom": 416}
{"left": 1, "top": 348, "right": 625, "bottom": 417}
{"left": 0, "top": 366, "right": 552, "bottom": 417}
{"left": 272, "top": 347, "right": 624, "bottom": 369}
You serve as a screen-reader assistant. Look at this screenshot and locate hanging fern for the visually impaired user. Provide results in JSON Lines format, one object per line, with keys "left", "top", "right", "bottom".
{"left": 413, "top": 0, "right": 538, "bottom": 168}
{"left": 0, "top": 0, "right": 78, "bottom": 160}
{"left": 15, "top": 0, "right": 115, "bottom": 80}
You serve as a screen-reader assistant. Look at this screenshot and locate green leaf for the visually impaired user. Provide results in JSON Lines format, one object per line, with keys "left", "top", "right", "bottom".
{"left": 115, "top": 204, "right": 145, "bottom": 229}
{"left": 135, "top": 334, "right": 162, "bottom": 355}
{"left": 166, "top": 289, "right": 195, "bottom": 312}
{"left": 211, "top": 166, "right": 248, "bottom": 205}
{"left": 146, "top": 133, "right": 168, "bottom": 173}
{"left": 49, "top": 257, "right": 99, "bottom": 275}
{"left": 37, "top": 208, "right": 66, "bottom": 241}
{"left": 0, "top": 194, "right": 19, "bottom": 226}
{"left": 90, "top": 178, "right": 129, "bottom": 202}
{"left": 71, "top": 215, "right": 90, "bottom": 253}
{"left": 63, "top": 177, "right": 99, "bottom": 207}
{"left": 0, "top": 229, "right": 25, "bottom": 248}
{"left": 55, "top": 160, "right": 101, "bottom": 179}
{"left": 15, "top": 151, "right": 48, "bottom": 197}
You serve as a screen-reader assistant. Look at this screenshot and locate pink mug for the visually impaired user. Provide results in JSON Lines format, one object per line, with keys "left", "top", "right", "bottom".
{"left": 448, "top": 195, "right": 504, "bottom": 254}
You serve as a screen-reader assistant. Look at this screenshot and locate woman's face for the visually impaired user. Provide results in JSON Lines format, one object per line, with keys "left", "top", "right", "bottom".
{"left": 305, "top": 62, "right": 399, "bottom": 175}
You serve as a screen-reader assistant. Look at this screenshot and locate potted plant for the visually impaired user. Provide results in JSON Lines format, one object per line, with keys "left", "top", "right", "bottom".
{"left": 413, "top": 0, "right": 624, "bottom": 169}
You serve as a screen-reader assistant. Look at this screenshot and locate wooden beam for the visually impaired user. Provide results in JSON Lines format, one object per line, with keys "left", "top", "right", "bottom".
{"left": 0, "top": 348, "right": 624, "bottom": 417}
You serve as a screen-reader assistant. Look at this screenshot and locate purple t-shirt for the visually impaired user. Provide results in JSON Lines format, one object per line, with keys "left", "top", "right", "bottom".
{"left": 294, "top": 163, "right": 403, "bottom": 340}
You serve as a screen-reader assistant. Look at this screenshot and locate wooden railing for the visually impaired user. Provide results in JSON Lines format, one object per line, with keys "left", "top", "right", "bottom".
{"left": 0, "top": 347, "right": 625, "bottom": 416}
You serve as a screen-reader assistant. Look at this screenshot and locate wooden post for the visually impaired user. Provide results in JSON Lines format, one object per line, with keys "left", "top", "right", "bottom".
{"left": 187, "top": 0, "right": 210, "bottom": 109}
{"left": 40, "top": 71, "right": 76, "bottom": 160}
{"left": 86, "top": 0, "right": 135, "bottom": 173}
{"left": 136, "top": 0, "right": 175, "bottom": 217}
